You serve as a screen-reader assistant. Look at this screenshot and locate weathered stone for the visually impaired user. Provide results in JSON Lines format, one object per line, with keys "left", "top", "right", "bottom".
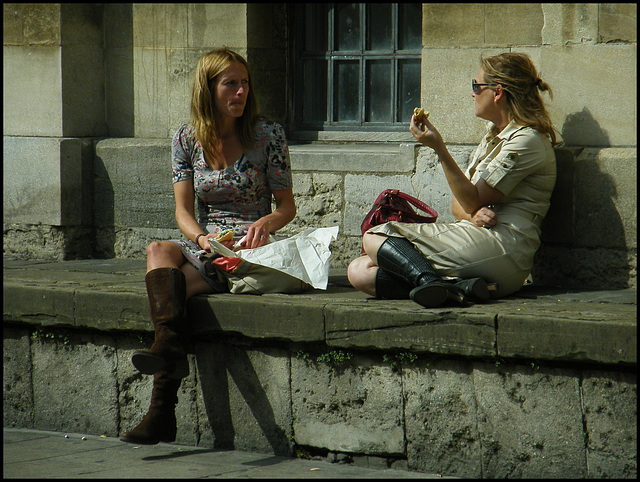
{"left": 598, "top": 4, "right": 637, "bottom": 43}
{"left": 497, "top": 301, "right": 637, "bottom": 364}
{"left": 541, "top": 4, "right": 599, "bottom": 45}
{"left": 195, "top": 343, "right": 292, "bottom": 456}
{"left": 474, "top": 362, "right": 586, "bottom": 478}
{"left": 573, "top": 148, "right": 637, "bottom": 250}
{"left": 404, "top": 358, "right": 481, "bottom": 478}
{"left": 189, "top": 295, "right": 326, "bottom": 343}
{"left": 31, "top": 331, "right": 120, "bottom": 436}
{"left": 582, "top": 370, "right": 637, "bottom": 479}
{"left": 325, "top": 303, "right": 495, "bottom": 357}
{"left": 3, "top": 327, "right": 34, "bottom": 428}
{"left": 292, "top": 355, "right": 404, "bottom": 455}
{"left": 3, "top": 282, "right": 75, "bottom": 327}
{"left": 286, "top": 172, "right": 344, "bottom": 235}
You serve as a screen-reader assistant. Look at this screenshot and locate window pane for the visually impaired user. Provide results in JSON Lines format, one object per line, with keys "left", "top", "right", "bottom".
{"left": 398, "top": 3, "right": 422, "bottom": 50}
{"left": 303, "top": 4, "right": 328, "bottom": 52}
{"left": 366, "top": 60, "right": 392, "bottom": 122}
{"left": 335, "top": 3, "right": 361, "bottom": 51}
{"left": 302, "top": 60, "right": 327, "bottom": 124}
{"left": 366, "top": 4, "right": 392, "bottom": 51}
{"left": 397, "top": 59, "right": 421, "bottom": 122}
{"left": 334, "top": 61, "right": 360, "bottom": 121}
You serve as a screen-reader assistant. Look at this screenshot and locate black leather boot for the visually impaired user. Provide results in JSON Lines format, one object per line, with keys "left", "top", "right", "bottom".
{"left": 376, "top": 236, "right": 468, "bottom": 308}
{"left": 375, "top": 268, "right": 411, "bottom": 299}
{"left": 455, "top": 278, "right": 492, "bottom": 303}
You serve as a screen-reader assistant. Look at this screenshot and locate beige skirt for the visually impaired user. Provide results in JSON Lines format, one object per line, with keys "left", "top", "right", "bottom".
{"left": 366, "top": 218, "right": 541, "bottom": 298}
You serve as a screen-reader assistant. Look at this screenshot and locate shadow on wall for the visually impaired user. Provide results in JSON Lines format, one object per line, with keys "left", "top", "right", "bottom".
{"left": 193, "top": 304, "right": 291, "bottom": 456}
{"left": 534, "top": 108, "right": 631, "bottom": 289}
{"left": 105, "top": 3, "right": 134, "bottom": 137}
{"left": 92, "top": 153, "right": 116, "bottom": 258}
{"left": 561, "top": 107, "right": 611, "bottom": 148}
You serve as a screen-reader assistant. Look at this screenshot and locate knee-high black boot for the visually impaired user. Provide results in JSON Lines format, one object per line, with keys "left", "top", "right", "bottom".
{"left": 376, "top": 237, "right": 477, "bottom": 308}
{"left": 375, "top": 268, "right": 411, "bottom": 299}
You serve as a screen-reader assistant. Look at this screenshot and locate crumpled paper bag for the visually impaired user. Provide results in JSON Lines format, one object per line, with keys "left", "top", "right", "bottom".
{"left": 209, "top": 226, "right": 339, "bottom": 290}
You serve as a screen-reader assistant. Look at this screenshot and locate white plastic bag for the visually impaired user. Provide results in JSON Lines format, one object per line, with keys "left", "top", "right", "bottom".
{"left": 209, "top": 226, "right": 339, "bottom": 290}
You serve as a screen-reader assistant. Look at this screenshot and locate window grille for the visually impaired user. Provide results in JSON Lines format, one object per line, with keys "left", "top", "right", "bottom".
{"left": 293, "top": 3, "right": 422, "bottom": 132}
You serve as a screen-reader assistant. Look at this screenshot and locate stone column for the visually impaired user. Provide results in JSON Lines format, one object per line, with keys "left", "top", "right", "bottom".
{"left": 3, "top": 4, "right": 104, "bottom": 259}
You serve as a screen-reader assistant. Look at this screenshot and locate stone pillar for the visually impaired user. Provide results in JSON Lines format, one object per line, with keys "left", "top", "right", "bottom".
{"left": 3, "top": 3, "right": 104, "bottom": 259}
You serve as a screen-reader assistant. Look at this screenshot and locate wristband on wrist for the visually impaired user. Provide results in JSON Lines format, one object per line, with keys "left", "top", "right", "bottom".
{"left": 195, "top": 233, "right": 205, "bottom": 248}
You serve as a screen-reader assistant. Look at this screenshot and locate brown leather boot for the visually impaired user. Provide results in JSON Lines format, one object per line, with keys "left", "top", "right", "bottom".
{"left": 120, "top": 372, "right": 181, "bottom": 445}
{"left": 131, "top": 268, "right": 189, "bottom": 379}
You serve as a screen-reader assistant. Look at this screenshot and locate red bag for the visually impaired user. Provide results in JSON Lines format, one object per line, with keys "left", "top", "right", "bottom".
{"left": 361, "top": 189, "right": 438, "bottom": 234}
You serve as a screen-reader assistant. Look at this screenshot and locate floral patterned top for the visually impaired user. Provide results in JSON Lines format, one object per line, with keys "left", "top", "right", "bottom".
{"left": 172, "top": 119, "right": 293, "bottom": 239}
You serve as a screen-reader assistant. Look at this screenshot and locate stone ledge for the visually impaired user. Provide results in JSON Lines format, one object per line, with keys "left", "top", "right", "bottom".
{"left": 3, "top": 258, "right": 637, "bottom": 367}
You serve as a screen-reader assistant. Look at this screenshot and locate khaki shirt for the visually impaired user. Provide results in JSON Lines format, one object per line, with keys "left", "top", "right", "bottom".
{"left": 369, "top": 121, "right": 557, "bottom": 296}
{"left": 466, "top": 120, "right": 556, "bottom": 229}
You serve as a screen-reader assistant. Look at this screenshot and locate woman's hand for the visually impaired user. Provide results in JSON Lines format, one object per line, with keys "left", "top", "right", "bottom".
{"left": 237, "top": 189, "right": 296, "bottom": 250}
{"left": 242, "top": 219, "right": 272, "bottom": 249}
{"left": 472, "top": 206, "right": 498, "bottom": 229}
{"left": 199, "top": 234, "right": 235, "bottom": 252}
{"left": 410, "top": 113, "right": 445, "bottom": 151}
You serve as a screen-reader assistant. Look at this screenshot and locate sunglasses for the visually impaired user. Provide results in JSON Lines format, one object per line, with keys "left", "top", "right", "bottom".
{"left": 472, "top": 79, "right": 498, "bottom": 93}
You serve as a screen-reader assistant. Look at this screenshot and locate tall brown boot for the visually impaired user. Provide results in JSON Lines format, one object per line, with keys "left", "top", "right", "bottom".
{"left": 131, "top": 268, "right": 188, "bottom": 379}
{"left": 120, "top": 371, "right": 181, "bottom": 445}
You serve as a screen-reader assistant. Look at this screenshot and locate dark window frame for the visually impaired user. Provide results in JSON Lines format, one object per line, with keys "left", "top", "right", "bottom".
{"left": 291, "top": 3, "right": 422, "bottom": 134}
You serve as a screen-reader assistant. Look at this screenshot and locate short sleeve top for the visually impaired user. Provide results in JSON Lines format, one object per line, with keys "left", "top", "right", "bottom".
{"left": 171, "top": 119, "right": 293, "bottom": 236}
{"left": 466, "top": 120, "right": 556, "bottom": 226}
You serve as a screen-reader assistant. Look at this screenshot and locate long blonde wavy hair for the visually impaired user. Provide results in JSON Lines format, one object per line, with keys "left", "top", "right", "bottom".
{"left": 190, "top": 48, "right": 259, "bottom": 166}
{"left": 481, "top": 52, "right": 559, "bottom": 146}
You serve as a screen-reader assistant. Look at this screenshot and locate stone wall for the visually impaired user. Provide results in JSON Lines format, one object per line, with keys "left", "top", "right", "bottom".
{"left": 3, "top": 323, "right": 636, "bottom": 478}
{"left": 3, "top": 3, "right": 637, "bottom": 288}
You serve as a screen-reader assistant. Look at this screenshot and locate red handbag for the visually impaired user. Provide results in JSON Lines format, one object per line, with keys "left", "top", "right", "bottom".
{"left": 361, "top": 189, "right": 438, "bottom": 234}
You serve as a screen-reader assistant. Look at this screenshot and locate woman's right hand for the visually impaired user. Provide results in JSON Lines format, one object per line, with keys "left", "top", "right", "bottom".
{"left": 410, "top": 113, "right": 445, "bottom": 151}
{"left": 471, "top": 206, "right": 498, "bottom": 229}
{"left": 200, "top": 233, "right": 235, "bottom": 252}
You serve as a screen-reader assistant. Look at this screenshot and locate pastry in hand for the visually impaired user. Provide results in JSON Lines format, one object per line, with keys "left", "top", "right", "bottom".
{"left": 214, "top": 229, "right": 234, "bottom": 243}
{"left": 413, "top": 107, "right": 430, "bottom": 121}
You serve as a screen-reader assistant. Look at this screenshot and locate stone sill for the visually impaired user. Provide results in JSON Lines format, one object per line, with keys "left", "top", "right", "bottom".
{"left": 3, "top": 259, "right": 637, "bottom": 368}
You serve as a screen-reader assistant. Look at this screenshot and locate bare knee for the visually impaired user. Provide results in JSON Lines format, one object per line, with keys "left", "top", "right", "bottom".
{"left": 146, "top": 241, "right": 183, "bottom": 271}
{"left": 347, "top": 255, "right": 377, "bottom": 295}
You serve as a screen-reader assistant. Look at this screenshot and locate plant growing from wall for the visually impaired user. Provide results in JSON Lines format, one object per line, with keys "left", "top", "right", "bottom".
{"left": 382, "top": 352, "right": 419, "bottom": 371}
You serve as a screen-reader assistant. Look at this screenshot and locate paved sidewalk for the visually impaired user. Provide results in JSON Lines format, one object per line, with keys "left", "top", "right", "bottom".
{"left": 3, "top": 428, "right": 447, "bottom": 479}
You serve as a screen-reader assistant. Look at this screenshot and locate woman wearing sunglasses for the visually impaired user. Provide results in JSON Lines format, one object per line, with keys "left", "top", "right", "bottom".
{"left": 348, "top": 52, "right": 559, "bottom": 307}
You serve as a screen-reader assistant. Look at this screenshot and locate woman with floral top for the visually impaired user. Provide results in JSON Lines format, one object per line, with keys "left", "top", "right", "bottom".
{"left": 121, "top": 48, "right": 296, "bottom": 445}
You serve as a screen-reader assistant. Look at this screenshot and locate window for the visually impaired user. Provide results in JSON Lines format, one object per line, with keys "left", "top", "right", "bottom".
{"left": 293, "top": 3, "right": 422, "bottom": 133}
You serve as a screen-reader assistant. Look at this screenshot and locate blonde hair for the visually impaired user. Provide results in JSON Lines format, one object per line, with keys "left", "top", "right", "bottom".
{"left": 190, "top": 48, "right": 259, "bottom": 166}
{"left": 481, "top": 52, "right": 559, "bottom": 146}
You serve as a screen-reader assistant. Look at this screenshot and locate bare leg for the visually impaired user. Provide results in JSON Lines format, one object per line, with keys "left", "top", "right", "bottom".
{"left": 146, "top": 241, "right": 184, "bottom": 272}
{"left": 361, "top": 232, "right": 388, "bottom": 264}
{"left": 347, "top": 254, "right": 378, "bottom": 296}
{"left": 146, "top": 241, "right": 214, "bottom": 299}
{"left": 348, "top": 233, "right": 390, "bottom": 296}
{"left": 179, "top": 262, "right": 215, "bottom": 299}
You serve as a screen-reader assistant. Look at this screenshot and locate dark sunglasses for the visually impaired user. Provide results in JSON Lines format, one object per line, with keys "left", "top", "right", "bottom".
{"left": 472, "top": 79, "right": 498, "bottom": 93}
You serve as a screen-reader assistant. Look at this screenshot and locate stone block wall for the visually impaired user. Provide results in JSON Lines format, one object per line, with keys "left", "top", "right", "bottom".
{"left": 3, "top": 324, "right": 637, "bottom": 478}
{"left": 3, "top": 3, "right": 637, "bottom": 287}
